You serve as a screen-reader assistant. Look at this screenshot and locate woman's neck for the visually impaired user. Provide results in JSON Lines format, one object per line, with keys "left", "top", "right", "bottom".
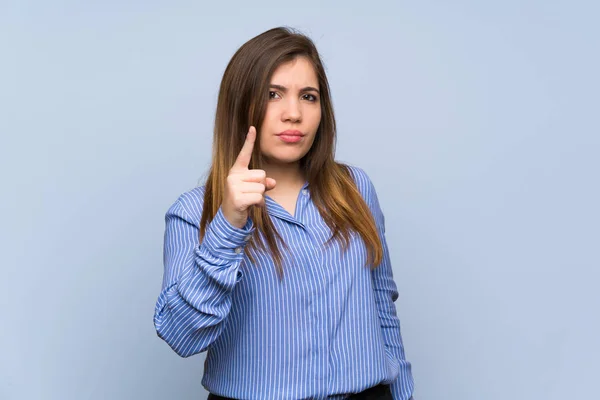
{"left": 262, "top": 161, "right": 306, "bottom": 194}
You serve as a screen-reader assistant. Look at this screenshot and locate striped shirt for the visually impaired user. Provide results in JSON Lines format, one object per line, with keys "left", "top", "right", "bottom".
{"left": 153, "top": 165, "right": 414, "bottom": 399}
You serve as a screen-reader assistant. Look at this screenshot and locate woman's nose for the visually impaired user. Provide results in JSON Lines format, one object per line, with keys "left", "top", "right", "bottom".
{"left": 282, "top": 99, "right": 302, "bottom": 122}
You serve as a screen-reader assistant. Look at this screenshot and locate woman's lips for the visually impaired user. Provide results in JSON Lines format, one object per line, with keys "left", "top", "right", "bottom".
{"left": 277, "top": 130, "right": 304, "bottom": 143}
{"left": 278, "top": 134, "right": 303, "bottom": 143}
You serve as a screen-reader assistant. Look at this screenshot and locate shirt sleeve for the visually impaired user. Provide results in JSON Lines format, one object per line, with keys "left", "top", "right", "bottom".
{"left": 153, "top": 197, "right": 255, "bottom": 357}
{"left": 366, "top": 178, "right": 415, "bottom": 400}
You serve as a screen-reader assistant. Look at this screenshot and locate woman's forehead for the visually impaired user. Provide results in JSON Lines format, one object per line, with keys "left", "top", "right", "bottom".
{"left": 270, "top": 57, "right": 319, "bottom": 88}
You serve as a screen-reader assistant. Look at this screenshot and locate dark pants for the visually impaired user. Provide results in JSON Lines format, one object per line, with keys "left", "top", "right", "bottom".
{"left": 207, "top": 383, "right": 393, "bottom": 399}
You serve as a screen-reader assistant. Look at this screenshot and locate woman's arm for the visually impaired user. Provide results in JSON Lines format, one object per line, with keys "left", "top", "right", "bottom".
{"left": 360, "top": 169, "right": 415, "bottom": 400}
{"left": 370, "top": 210, "right": 414, "bottom": 399}
{"left": 153, "top": 195, "right": 254, "bottom": 357}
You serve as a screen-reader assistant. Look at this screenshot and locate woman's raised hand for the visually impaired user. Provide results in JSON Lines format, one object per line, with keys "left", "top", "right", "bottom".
{"left": 221, "top": 126, "right": 276, "bottom": 229}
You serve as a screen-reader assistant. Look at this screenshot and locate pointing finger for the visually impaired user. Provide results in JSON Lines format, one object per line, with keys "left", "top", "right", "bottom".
{"left": 232, "top": 126, "right": 256, "bottom": 170}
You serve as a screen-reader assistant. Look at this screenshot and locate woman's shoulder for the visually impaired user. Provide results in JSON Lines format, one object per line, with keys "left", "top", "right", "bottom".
{"left": 338, "top": 162, "right": 377, "bottom": 198}
{"left": 165, "top": 185, "right": 207, "bottom": 224}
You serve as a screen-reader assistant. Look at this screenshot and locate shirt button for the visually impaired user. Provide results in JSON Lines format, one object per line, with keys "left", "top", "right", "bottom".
{"left": 302, "top": 189, "right": 308, "bottom": 195}
{"left": 234, "top": 247, "right": 242, "bottom": 254}
{"left": 243, "top": 234, "right": 252, "bottom": 242}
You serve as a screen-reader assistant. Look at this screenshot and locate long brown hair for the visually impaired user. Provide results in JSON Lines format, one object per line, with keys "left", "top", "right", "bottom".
{"left": 200, "top": 26, "right": 383, "bottom": 279}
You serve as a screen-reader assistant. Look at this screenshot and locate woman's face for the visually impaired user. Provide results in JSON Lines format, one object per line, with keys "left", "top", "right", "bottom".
{"left": 259, "top": 56, "right": 321, "bottom": 166}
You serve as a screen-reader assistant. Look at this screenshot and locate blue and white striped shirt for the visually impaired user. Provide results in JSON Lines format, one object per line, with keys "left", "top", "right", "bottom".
{"left": 154, "top": 165, "right": 414, "bottom": 399}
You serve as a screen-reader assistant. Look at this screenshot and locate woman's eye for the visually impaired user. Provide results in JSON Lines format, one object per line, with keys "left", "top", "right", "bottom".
{"left": 269, "top": 91, "right": 280, "bottom": 99}
{"left": 302, "top": 94, "right": 317, "bottom": 102}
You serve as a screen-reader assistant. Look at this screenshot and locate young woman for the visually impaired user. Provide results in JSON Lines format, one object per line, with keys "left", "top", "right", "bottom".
{"left": 153, "top": 27, "right": 415, "bottom": 400}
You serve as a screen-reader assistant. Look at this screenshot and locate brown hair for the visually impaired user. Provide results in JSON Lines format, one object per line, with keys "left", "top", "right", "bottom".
{"left": 199, "top": 26, "right": 383, "bottom": 279}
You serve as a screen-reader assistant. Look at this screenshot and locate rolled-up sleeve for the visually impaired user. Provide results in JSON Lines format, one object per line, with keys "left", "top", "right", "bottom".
{"left": 153, "top": 197, "right": 254, "bottom": 357}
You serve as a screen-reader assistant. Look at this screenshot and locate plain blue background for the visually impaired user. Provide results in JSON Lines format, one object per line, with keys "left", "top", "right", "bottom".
{"left": 1, "top": 1, "right": 598, "bottom": 399}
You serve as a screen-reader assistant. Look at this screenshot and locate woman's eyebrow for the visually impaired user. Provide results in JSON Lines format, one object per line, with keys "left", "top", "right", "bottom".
{"left": 270, "top": 84, "right": 320, "bottom": 94}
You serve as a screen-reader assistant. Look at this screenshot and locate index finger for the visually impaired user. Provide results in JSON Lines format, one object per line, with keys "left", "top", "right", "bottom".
{"left": 232, "top": 126, "right": 256, "bottom": 170}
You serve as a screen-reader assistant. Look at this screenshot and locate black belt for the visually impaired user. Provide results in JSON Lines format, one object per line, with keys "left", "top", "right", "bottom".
{"left": 207, "top": 383, "right": 392, "bottom": 400}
